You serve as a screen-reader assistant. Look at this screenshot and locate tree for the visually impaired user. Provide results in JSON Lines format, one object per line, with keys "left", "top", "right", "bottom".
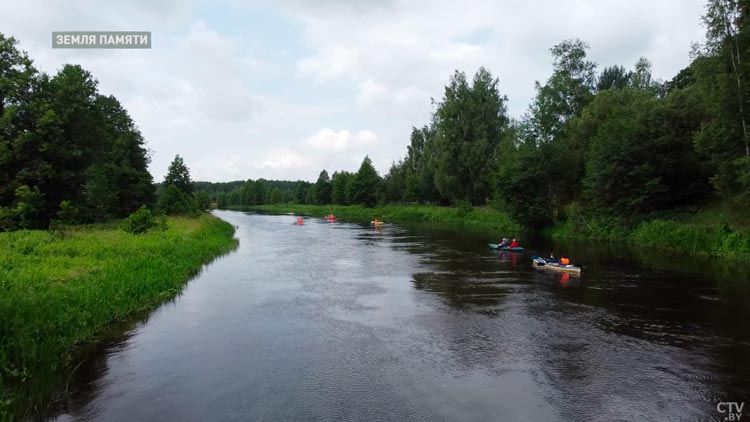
{"left": 164, "top": 155, "right": 193, "bottom": 195}
{"left": 157, "top": 185, "right": 195, "bottom": 215}
{"left": 313, "top": 170, "right": 332, "bottom": 205}
{"left": 597, "top": 65, "right": 632, "bottom": 91}
{"left": 432, "top": 67, "right": 508, "bottom": 204}
{"left": 383, "top": 160, "right": 407, "bottom": 203}
{"left": 494, "top": 124, "right": 555, "bottom": 227}
{"left": 576, "top": 88, "right": 709, "bottom": 217}
{"left": 351, "top": 156, "right": 381, "bottom": 207}
{"left": 331, "top": 171, "right": 352, "bottom": 205}
{"left": 528, "top": 39, "right": 597, "bottom": 143}
{"left": 1, "top": 34, "right": 154, "bottom": 229}
{"left": 83, "top": 163, "right": 118, "bottom": 220}
{"left": 194, "top": 191, "right": 212, "bottom": 211}
{"left": 403, "top": 125, "right": 440, "bottom": 203}
{"left": 702, "top": 0, "right": 749, "bottom": 157}
{"left": 158, "top": 155, "right": 196, "bottom": 215}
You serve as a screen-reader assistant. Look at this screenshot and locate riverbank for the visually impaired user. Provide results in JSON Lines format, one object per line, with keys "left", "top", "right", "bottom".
{"left": 237, "top": 203, "right": 750, "bottom": 261}
{"left": 548, "top": 203, "right": 750, "bottom": 260}
{"left": 237, "top": 204, "right": 520, "bottom": 233}
{"left": 0, "top": 213, "right": 237, "bottom": 420}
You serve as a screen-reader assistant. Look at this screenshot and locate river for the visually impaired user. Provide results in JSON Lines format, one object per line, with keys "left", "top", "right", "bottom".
{"left": 53, "top": 210, "right": 750, "bottom": 421}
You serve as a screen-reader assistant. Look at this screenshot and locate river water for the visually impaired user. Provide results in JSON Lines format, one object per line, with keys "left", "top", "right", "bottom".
{"left": 54, "top": 210, "right": 750, "bottom": 421}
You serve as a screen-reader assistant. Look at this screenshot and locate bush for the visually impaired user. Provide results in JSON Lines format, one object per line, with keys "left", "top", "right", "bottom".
{"left": 157, "top": 185, "right": 197, "bottom": 216}
{"left": 124, "top": 205, "right": 156, "bottom": 234}
{"left": 57, "top": 200, "right": 80, "bottom": 224}
{"left": 155, "top": 214, "right": 169, "bottom": 231}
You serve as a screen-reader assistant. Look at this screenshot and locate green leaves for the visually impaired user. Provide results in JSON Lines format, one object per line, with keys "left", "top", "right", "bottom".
{"left": 432, "top": 67, "right": 508, "bottom": 205}
{"left": 0, "top": 33, "right": 154, "bottom": 230}
{"left": 164, "top": 155, "right": 194, "bottom": 195}
{"left": 351, "top": 156, "right": 381, "bottom": 208}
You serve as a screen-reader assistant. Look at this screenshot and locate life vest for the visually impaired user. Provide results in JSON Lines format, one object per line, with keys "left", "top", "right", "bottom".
{"left": 560, "top": 257, "right": 570, "bottom": 265}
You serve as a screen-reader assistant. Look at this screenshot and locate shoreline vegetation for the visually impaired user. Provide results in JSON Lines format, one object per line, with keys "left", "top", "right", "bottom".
{"left": 0, "top": 213, "right": 237, "bottom": 419}
{"left": 237, "top": 204, "right": 750, "bottom": 261}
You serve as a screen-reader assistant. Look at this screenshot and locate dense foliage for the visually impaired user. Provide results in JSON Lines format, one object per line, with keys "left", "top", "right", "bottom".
{"left": 0, "top": 34, "right": 155, "bottom": 230}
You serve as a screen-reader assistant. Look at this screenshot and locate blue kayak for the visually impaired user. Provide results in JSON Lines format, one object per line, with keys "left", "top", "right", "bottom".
{"left": 488, "top": 244, "right": 524, "bottom": 252}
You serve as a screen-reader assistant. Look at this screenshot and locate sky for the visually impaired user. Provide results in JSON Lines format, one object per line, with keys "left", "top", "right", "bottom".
{"left": 0, "top": 0, "right": 707, "bottom": 182}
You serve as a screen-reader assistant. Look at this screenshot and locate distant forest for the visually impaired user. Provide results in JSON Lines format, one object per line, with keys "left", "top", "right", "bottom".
{"left": 1, "top": 0, "right": 748, "bottom": 231}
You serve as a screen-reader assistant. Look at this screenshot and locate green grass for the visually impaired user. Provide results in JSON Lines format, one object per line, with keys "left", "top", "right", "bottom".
{"left": 0, "top": 213, "right": 237, "bottom": 420}
{"left": 239, "top": 204, "right": 520, "bottom": 233}
{"left": 547, "top": 202, "right": 750, "bottom": 261}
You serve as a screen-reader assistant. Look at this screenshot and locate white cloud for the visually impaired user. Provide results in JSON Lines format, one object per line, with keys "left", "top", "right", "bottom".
{"left": 296, "top": 46, "right": 361, "bottom": 81}
{"left": 304, "top": 128, "right": 378, "bottom": 152}
{"left": 257, "top": 151, "right": 309, "bottom": 169}
{"left": 429, "top": 42, "right": 485, "bottom": 63}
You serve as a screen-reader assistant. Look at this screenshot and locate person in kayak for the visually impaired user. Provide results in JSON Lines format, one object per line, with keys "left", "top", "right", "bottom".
{"left": 547, "top": 252, "right": 559, "bottom": 263}
{"left": 498, "top": 238, "right": 510, "bottom": 248}
{"left": 560, "top": 256, "right": 570, "bottom": 265}
{"left": 509, "top": 238, "right": 520, "bottom": 248}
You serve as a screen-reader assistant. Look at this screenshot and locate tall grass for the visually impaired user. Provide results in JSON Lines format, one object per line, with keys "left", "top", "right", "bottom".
{"left": 0, "top": 214, "right": 237, "bottom": 420}
{"left": 242, "top": 204, "right": 520, "bottom": 233}
{"left": 631, "top": 220, "right": 750, "bottom": 259}
{"left": 549, "top": 214, "right": 750, "bottom": 260}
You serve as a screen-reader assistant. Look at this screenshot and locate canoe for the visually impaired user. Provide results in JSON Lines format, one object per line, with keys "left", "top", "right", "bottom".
{"left": 531, "top": 256, "right": 581, "bottom": 274}
{"left": 488, "top": 244, "right": 524, "bottom": 252}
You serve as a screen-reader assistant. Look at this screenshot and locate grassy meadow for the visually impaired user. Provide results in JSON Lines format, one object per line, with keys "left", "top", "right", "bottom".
{"left": 0, "top": 214, "right": 237, "bottom": 419}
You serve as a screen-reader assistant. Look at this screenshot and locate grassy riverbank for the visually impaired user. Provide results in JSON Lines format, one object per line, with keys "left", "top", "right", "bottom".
{"left": 238, "top": 203, "right": 750, "bottom": 261}
{"left": 240, "top": 204, "right": 521, "bottom": 233}
{"left": 548, "top": 204, "right": 750, "bottom": 260}
{"left": 0, "top": 213, "right": 237, "bottom": 419}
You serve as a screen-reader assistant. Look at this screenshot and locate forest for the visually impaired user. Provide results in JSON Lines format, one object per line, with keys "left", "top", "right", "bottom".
{"left": 212, "top": 0, "right": 750, "bottom": 234}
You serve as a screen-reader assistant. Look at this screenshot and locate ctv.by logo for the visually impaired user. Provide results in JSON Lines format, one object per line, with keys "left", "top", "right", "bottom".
{"left": 717, "top": 402, "right": 745, "bottom": 421}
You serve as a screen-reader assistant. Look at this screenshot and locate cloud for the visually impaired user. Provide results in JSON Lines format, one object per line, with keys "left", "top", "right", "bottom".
{"left": 304, "top": 128, "right": 378, "bottom": 152}
{"left": 257, "top": 151, "right": 309, "bottom": 169}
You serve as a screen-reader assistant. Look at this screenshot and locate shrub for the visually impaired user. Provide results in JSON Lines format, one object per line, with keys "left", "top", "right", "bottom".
{"left": 157, "top": 185, "right": 197, "bottom": 216}
{"left": 57, "top": 200, "right": 80, "bottom": 225}
{"left": 124, "top": 205, "right": 156, "bottom": 234}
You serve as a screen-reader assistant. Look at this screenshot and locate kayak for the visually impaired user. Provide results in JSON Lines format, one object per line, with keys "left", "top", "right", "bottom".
{"left": 325, "top": 216, "right": 336, "bottom": 220}
{"left": 370, "top": 221, "right": 384, "bottom": 226}
{"left": 488, "top": 244, "right": 524, "bottom": 252}
{"left": 531, "top": 256, "right": 581, "bottom": 274}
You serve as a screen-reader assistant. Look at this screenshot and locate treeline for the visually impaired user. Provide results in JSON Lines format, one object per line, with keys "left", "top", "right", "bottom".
{"left": 210, "top": 157, "right": 382, "bottom": 208}
{"left": 0, "top": 33, "right": 154, "bottom": 229}
{"left": 214, "top": 0, "right": 750, "bottom": 230}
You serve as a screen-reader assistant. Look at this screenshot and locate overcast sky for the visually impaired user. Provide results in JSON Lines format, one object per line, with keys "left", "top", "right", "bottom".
{"left": 0, "top": 0, "right": 707, "bottom": 182}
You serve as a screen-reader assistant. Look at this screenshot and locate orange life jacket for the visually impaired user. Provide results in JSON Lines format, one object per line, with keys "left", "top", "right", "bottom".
{"left": 560, "top": 257, "right": 570, "bottom": 265}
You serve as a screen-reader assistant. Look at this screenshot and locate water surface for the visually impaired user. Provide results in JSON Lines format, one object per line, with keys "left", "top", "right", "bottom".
{"left": 54, "top": 211, "right": 750, "bottom": 421}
